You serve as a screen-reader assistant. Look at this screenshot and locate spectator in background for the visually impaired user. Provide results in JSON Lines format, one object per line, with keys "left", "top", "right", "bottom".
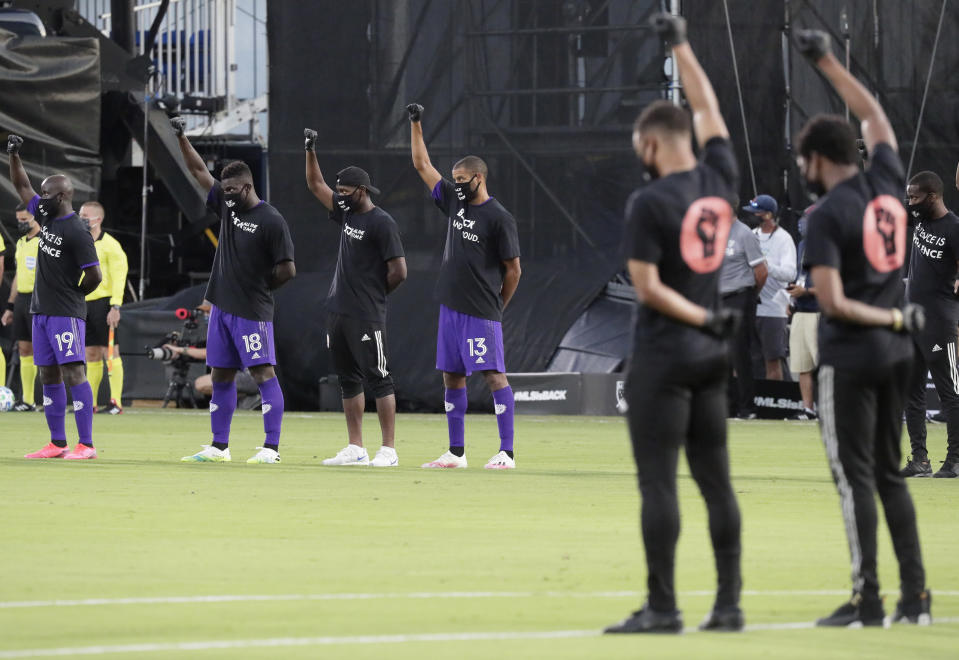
{"left": 787, "top": 206, "right": 819, "bottom": 420}
{"left": 746, "top": 195, "right": 796, "bottom": 380}
{"left": 720, "top": 214, "right": 767, "bottom": 418}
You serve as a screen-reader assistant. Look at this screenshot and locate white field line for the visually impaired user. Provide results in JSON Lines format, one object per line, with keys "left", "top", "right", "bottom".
{"left": 2, "top": 589, "right": 958, "bottom": 609}
{"left": 2, "top": 620, "right": 959, "bottom": 658}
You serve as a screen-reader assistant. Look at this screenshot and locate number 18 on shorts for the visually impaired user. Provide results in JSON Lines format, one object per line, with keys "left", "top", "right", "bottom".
{"left": 206, "top": 304, "right": 277, "bottom": 369}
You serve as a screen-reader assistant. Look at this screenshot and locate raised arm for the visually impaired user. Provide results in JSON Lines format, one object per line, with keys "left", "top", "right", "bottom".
{"left": 796, "top": 30, "right": 896, "bottom": 153}
{"left": 955, "top": 160, "right": 959, "bottom": 191}
{"left": 6, "top": 136, "right": 37, "bottom": 204}
{"left": 304, "top": 129, "right": 334, "bottom": 210}
{"left": 407, "top": 104, "right": 443, "bottom": 190}
{"left": 170, "top": 118, "right": 215, "bottom": 192}
{"left": 650, "top": 14, "right": 729, "bottom": 147}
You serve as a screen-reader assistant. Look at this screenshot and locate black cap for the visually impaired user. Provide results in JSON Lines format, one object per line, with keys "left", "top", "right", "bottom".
{"left": 336, "top": 166, "right": 380, "bottom": 195}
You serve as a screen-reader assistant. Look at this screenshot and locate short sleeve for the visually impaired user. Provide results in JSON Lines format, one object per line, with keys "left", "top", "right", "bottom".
{"left": 26, "top": 194, "right": 40, "bottom": 217}
{"left": 866, "top": 143, "right": 905, "bottom": 195}
{"left": 206, "top": 181, "right": 224, "bottom": 216}
{"left": 378, "top": 217, "right": 405, "bottom": 261}
{"left": 328, "top": 203, "right": 345, "bottom": 226}
{"left": 269, "top": 215, "right": 295, "bottom": 265}
{"left": 802, "top": 206, "right": 841, "bottom": 270}
{"left": 702, "top": 137, "right": 740, "bottom": 194}
{"left": 74, "top": 225, "right": 100, "bottom": 269}
{"left": 742, "top": 227, "right": 765, "bottom": 266}
{"left": 624, "top": 190, "right": 663, "bottom": 264}
{"left": 496, "top": 214, "right": 521, "bottom": 261}
{"left": 431, "top": 179, "right": 455, "bottom": 216}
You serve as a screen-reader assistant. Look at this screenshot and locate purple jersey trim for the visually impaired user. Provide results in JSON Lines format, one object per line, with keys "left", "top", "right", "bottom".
{"left": 80, "top": 261, "right": 100, "bottom": 269}
{"left": 207, "top": 187, "right": 217, "bottom": 204}
{"left": 431, "top": 180, "right": 444, "bottom": 203}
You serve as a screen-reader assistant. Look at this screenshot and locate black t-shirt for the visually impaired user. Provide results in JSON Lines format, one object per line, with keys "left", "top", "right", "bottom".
{"left": 431, "top": 179, "right": 521, "bottom": 321}
{"left": 625, "top": 137, "right": 739, "bottom": 363}
{"left": 803, "top": 143, "right": 911, "bottom": 369}
{"left": 326, "top": 204, "right": 405, "bottom": 324}
{"left": 906, "top": 210, "right": 959, "bottom": 324}
{"left": 204, "top": 182, "right": 295, "bottom": 322}
{"left": 27, "top": 195, "right": 99, "bottom": 319}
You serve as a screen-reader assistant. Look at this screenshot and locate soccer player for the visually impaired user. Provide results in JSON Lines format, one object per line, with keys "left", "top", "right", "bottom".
{"left": 303, "top": 127, "right": 407, "bottom": 467}
{"left": 1, "top": 203, "right": 41, "bottom": 411}
{"left": 79, "top": 201, "right": 128, "bottom": 415}
{"left": 604, "top": 14, "right": 744, "bottom": 634}
{"left": 901, "top": 171, "right": 959, "bottom": 478}
{"left": 407, "top": 102, "right": 522, "bottom": 470}
{"left": 795, "top": 29, "right": 931, "bottom": 626}
{"left": 172, "top": 117, "right": 296, "bottom": 464}
{"left": 7, "top": 134, "right": 103, "bottom": 459}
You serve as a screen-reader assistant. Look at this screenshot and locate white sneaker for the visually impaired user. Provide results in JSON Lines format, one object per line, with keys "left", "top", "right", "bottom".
{"left": 246, "top": 447, "right": 281, "bottom": 464}
{"left": 421, "top": 450, "right": 467, "bottom": 469}
{"left": 181, "top": 445, "right": 231, "bottom": 462}
{"left": 322, "top": 444, "right": 370, "bottom": 466}
{"left": 484, "top": 451, "right": 515, "bottom": 470}
{"left": 370, "top": 446, "right": 399, "bottom": 467}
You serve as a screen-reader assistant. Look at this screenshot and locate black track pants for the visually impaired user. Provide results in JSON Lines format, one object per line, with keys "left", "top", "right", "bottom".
{"left": 904, "top": 322, "right": 959, "bottom": 462}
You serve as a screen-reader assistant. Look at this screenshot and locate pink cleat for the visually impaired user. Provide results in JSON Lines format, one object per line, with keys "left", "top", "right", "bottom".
{"left": 25, "top": 442, "right": 69, "bottom": 459}
{"left": 421, "top": 450, "right": 467, "bottom": 469}
{"left": 64, "top": 444, "right": 98, "bottom": 460}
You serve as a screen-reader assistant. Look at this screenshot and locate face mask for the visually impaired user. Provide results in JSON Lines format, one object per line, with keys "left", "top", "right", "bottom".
{"left": 17, "top": 220, "right": 32, "bottom": 235}
{"left": 224, "top": 186, "right": 248, "bottom": 209}
{"left": 802, "top": 177, "right": 826, "bottom": 202}
{"left": 81, "top": 217, "right": 92, "bottom": 231}
{"left": 37, "top": 194, "right": 61, "bottom": 219}
{"left": 454, "top": 175, "right": 478, "bottom": 202}
{"left": 334, "top": 189, "right": 358, "bottom": 213}
{"left": 742, "top": 213, "right": 760, "bottom": 229}
{"left": 906, "top": 197, "right": 934, "bottom": 221}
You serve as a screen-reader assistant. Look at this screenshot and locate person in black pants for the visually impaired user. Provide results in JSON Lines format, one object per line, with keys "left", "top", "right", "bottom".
{"left": 796, "top": 29, "right": 932, "bottom": 627}
{"left": 901, "top": 170, "right": 959, "bottom": 478}
{"left": 604, "top": 13, "right": 744, "bottom": 635}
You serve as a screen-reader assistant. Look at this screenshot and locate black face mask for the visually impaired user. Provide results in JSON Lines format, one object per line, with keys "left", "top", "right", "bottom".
{"left": 17, "top": 220, "right": 32, "bottom": 235}
{"left": 454, "top": 175, "right": 478, "bottom": 202}
{"left": 334, "top": 189, "right": 359, "bottom": 213}
{"left": 37, "top": 194, "right": 61, "bottom": 219}
{"left": 802, "top": 177, "right": 826, "bottom": 202}
{"left": 907, "top": 198, "right": 935, "bottom": 222}
{"left": 224, "top": 186, "right": 249, "bottom": 210}
{"left": 640, "top": 158, "right": 660, "bottom": 182}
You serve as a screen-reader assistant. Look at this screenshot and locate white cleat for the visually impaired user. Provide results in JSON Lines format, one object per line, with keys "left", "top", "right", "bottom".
{"left": 322, "top": 444, "right": 370, "bottom": 466}
{"left": 181, "top": 445, "right": 231, "bottom": 462}
{"left": 370, "top": 446, "right": 399, "bottom": 467}
{"left": 421, "top": 450, "right": 467, "bottom": 469}
{"left": 484, "top": 450, "right": 515, "bottom": 470}
{"left": 247, "top": 447, "right": 281, "bottom": 464}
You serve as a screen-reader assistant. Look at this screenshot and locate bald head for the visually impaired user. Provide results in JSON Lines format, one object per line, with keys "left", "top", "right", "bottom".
{"left": 41, "top": 174, "right": 74, "bottom": 198}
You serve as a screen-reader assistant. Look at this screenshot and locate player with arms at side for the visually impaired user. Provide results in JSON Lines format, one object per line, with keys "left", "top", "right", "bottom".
{"left": 7, "top": 134, "right": 103, "bottom": 459}
{"left": 304, "top": 127, "right": 408, "bottom": 467}
{"left": 172, "top": 117, "right": 296, "bottom": 464}
{"left": 407, "top": 102, "right": 522, "bottom": 470}
{"left": 604, "top": 14, "right": 744, "bottom": 634}
{"left": 795, "top": 30, "right": 931, "bottom": 626}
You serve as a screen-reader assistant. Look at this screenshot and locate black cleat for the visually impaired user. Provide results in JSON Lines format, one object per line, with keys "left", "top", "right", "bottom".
{"left": 12, "top": 400, "right": 37, "bottom": 412}
{"left": 900, "top": 456, "right": 932, "bottom": 478}
{"left": 96, "top": 399, "right": 123, "bottom": 415}
{"left": 933, "top": 460, "right": 959, "bottom": 478}
{"left": 888, "top": 589, "right": 932, "bottom": 626}
{"left": 604, "top": 605, "right": 683, "bottom": 634}
{"left": 698, "top": 606, "right": 745, "bottom": 632}
{"left": 816, "top": 592, "right": 885, "bottom": 628}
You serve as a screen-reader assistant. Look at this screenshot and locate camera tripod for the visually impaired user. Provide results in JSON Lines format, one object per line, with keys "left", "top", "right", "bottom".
{"left": 162, "top": 357, "right": 200, "bottom": 408}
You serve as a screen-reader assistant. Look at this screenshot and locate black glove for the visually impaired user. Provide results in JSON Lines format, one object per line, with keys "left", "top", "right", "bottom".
{"left": 855, "top": 139, "right": 868, "bottom": 161}
{"left": 702, "top": 308, "right": 742, "bottom": 339}
{"left": 899, "top": 303, "right": 925, "bottom": 334}
{"left": 170, "top": 117, "right": 186, "bottom": 137}
{"left": 6, "top": 134, "right": 23, "bottom": 155}
{"left": 304, "top": 128, "right": 317, "bottom": 151}
{"left": 795, "top": 29, "right": 831, "bottom": 62}
{"left": 649, "top": 12, "right": 687, "bottom": 48}
{"left": 406, "top": 103, "right": 424, "bottom": 123}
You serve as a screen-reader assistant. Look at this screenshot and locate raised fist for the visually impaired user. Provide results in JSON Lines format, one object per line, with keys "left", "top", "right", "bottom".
{"left": 6, "top": 134, "right": 23, "bottom": 155}
{"left": 901, "top": 303, "right": 925, "bottom": 335}
{"left": 406, "top": 103, "right": 424, "bottom": 123}
{"left": 795, "top": 29, "right": 831, "bottom": 62}
{"left": 304, "top": 128, "right": 317, "bottom": 151}
{"left": 170, "top": 117, "right": 186, "bottom": 137}
{"left": 649, "top": 13, "right": 687, "bottom": 48}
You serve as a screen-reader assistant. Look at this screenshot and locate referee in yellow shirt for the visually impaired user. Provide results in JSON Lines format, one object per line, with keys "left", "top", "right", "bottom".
{"left": 1, "top": 203, "right": 41, "bottom": 410}
{"left": 79, "top": 201, "right": 128, "bottom": 414}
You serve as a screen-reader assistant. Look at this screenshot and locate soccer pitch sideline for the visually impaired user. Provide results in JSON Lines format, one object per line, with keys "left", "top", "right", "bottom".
{"left": 1, "top": 411, "right": 957, "bottom": 659}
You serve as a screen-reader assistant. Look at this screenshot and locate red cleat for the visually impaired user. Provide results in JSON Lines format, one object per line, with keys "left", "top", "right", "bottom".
{"left": 64, "top": 444, "right": 97, "bottom": 460}
{"left": 25, "top": 442, "right": 69, "bottom": 459}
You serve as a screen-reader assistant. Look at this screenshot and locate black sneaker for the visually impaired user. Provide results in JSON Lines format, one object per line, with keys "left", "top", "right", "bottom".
{"left": 792, "top": 408, "right": 818, "bottom": 421}
{"left": 736, "top": 411, "right": 758, "bottom": 420}
{"left": 698, "top": 605, "right": 745, "bottom": 632}
{"left": 900, "top": 457, "right": 932, "bottom": 478}
{"left": 604, "top": 605, "right": 683, "bottom": 634}
{"left": 96, "top": 399, "right": 123, "bottom": 415}
{"left": 933, "top": 460, "right": 959, "bottom": 478}
{"left": 816, "top": 593, "right": 885, "bottom": 627}
{"left": 12, "top": 400, "right": 37, "bottom": 412}
{"left": 888, "top": 590, "right": 932, "bottom": 625}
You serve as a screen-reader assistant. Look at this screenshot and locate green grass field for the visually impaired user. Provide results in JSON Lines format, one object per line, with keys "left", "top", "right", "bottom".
{"left": 1, "top": 410, "right": 957, "bottom": 659}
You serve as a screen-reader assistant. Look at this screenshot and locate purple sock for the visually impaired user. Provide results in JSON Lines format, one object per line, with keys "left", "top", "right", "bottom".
{"left": 492, "top": 386, "right": 515, "bottom": 453}
{"left": 258, "top": 376, "right": 284, "bottom": 449}
{"left": 43, "top": 384, "right": 67, "bottom": 447}
{"left": 70, "top": 382, "right": 95, "bottom": 447}
{"left": 445, "top": 387, "right": 467, "bottom": 449}
{"left": 210, "top": 380, "right": 237, "bottom": 447}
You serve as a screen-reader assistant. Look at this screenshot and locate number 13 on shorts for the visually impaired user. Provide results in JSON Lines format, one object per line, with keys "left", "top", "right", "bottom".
{"left": 467, "top": 337, "right": 487, "bottom": 358}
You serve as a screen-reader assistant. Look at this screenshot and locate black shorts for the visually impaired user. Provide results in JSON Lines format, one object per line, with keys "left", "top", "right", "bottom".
{"left": 327, "top": 311, "right": 394, "bottom": 398}
{"left": 13, "top": 294, "right": 32, "bottom": 343}
{"left": 85, "top": 297, "right": 116, "bottom": 346}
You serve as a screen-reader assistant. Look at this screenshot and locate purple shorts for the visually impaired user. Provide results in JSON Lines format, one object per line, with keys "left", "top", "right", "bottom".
{"left": 435, "top": 304, "right": 506, "bottom": 376}
{"left": 32, "top": 315, "right": 87, "bottom": 366}
{"left": 206, "top": 304, "right": 276, "bottom": 369}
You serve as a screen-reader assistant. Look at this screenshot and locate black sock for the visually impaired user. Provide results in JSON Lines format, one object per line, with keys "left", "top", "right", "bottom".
{"left": 52, "top": 439, "right": 67, "bottom": 448}
{"left": 265, "top": 443, "right": 279, "bottom": 453}
{"left": 213, "top": 442, "right": 229, "bottom": 451}
{"left": 505, "top": 450, "right": 514, "bottom": 459}
{"left": 449, "top": 445, "right": 464, "bottom": 457}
